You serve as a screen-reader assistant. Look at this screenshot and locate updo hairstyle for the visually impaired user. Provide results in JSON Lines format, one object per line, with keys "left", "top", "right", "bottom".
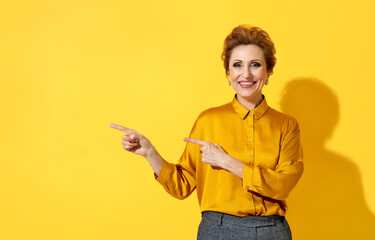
{"left": 221, "top": 25, "right": 276, "bottom": 76}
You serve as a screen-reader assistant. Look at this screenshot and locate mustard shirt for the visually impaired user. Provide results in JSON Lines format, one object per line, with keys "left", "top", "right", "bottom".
{"left": 155, "top": 94, "right": 304, "bottom": 217}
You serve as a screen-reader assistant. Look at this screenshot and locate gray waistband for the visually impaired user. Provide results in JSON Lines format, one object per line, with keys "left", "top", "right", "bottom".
{"left": 202, "top": 211, "right": 285, "bottom": 228}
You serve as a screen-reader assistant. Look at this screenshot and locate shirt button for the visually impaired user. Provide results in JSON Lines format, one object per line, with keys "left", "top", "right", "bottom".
{"left": 249, "top": 124, "right": 253, "bottom": 127}
{"left": 249, "top": 139, "right": 253, "bottom": 142}
{"left": 250, "top": 153, "right": 254, "bottom": 157}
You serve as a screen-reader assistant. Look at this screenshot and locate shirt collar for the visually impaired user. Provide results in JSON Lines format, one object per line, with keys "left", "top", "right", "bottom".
{"left": 232, "top": 94, "right": 269, "bottom": 120}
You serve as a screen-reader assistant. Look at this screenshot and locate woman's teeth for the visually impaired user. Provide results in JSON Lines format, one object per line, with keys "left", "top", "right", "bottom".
{"left": 239, "top": 82, "right": 256, "bottom": 86}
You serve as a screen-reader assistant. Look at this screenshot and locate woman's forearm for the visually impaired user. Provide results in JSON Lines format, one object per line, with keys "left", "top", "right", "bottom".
{"left": 222, "top": 156, "right": 244, "bottom": 179}
{"left": 144, "top": 147, "right": 164, "bottom": 177}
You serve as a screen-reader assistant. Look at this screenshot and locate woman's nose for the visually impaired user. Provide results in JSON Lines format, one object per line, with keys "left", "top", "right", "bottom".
{"left": 242, "top": 67, "right": 252, "bottom": 78}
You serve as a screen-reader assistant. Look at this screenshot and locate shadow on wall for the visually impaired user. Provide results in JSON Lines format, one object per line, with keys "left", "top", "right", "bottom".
{"left": 280, "top": 78, "right": 375, "bottom": 240}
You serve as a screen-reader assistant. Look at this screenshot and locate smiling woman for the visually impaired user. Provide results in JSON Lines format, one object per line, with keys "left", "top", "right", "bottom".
{"left": 110, "top": 25, "right": 303, "bottom": 240}
{"left": 228, "top": 44, "right": 269, "bottom": 110}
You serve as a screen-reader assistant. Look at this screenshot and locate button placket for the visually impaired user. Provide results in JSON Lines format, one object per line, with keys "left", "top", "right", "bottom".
{"left": 249, "top": 113, "right": 255, "bottom": 159}
{"left": 247, "top": 112, "right": 256, "bottom": 214}
{"left": 250, "top": 114, "right": 257, "bottom": 214}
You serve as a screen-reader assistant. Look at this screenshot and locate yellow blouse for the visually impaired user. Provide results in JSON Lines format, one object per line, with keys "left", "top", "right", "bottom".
{"left": 155, "top": 94, "right": 304, "bottom": 217}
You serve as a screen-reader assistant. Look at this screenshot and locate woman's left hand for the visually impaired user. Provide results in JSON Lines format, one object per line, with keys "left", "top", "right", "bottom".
{"left": 183, "top": 138, "right": 231, "bottom": 168}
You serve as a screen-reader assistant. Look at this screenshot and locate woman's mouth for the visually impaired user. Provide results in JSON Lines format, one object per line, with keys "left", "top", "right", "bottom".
{"left": 238, "top": 81, "right": 256, "bottom": 88}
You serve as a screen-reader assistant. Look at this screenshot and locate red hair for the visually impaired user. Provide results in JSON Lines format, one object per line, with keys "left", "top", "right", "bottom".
{"left": 221, "top": 25, "right": 276, "bottom": 76}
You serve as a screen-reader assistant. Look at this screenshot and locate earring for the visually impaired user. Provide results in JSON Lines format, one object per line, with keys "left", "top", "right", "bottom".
{"left": 228, "top": 80, "right": 231, "bottom": 86}
{"left": 265, "top": 79, "right": 269, "bottom": 85}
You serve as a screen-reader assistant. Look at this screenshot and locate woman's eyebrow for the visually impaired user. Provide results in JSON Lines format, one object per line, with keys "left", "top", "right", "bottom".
{"left": 232, "top": 59, "right": 262, "bottom": 62}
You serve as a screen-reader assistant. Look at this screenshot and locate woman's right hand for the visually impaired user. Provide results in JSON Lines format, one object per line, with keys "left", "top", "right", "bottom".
{"left": 109, "top": 123, "right": 153, "bottom": 157}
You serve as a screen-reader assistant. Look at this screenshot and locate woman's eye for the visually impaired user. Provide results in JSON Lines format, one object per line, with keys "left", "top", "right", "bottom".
{"left": 251, "top": 62, "right": 261, "bottom": 67}
{"left": 233, "top": 63, "right": 241, "bottom": 67}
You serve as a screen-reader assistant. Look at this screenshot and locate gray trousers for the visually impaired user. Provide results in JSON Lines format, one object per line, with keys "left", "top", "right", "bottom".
{"left": 197, "top": 211, "right": 292, "bottom": 240}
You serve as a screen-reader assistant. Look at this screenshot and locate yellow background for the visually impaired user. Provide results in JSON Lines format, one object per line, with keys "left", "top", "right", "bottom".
{"left": 1, "top": 0, "right": 375, "bottom": 239}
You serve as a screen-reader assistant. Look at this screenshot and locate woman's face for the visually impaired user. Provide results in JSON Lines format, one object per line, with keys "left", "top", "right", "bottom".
{"left": 228, "top": 44, "right": 269, "bottom": 107}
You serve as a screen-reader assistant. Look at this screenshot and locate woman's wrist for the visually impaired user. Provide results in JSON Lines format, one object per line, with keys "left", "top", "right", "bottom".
{"left": 144, "top": 146, "right": 164, "bottom": 176}
{"left": 222, "top": 155, "right": 244, "bottom": 179}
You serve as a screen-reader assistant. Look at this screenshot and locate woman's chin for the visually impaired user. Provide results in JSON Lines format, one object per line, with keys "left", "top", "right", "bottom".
{"left": 236, "top": 92, "right": 257, "bottom": 100}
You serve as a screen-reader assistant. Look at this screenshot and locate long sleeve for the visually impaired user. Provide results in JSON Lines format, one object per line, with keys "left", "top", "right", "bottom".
{"left": 242, "top": 118, "right": 304, "bottom": 200}
{"left": 154, "top": 118, "right": 200, "bottom": 200}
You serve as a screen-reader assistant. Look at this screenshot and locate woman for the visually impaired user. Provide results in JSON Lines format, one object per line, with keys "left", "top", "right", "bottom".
{"left": 110, "top": 25, "right": 303, "bottom": 239}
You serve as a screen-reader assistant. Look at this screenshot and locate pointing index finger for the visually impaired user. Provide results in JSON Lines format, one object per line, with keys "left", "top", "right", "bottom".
{"left": 183, "top": 138, "right": 208, "bottom": 146}
{"left": 109, "top": 123, "right": 134, "bottom": 134}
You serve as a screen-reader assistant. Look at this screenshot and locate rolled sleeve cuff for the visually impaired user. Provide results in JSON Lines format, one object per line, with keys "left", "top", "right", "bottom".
{"left": 154, "top": 159, "right": 175, "bottom": 185}
{"left": 242, "top": 163, "right": 254, "bottom": 192}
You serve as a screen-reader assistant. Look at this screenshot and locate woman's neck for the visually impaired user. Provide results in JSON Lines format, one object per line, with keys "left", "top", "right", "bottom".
{"left": 236, "top": 94, "right": 264, "bottom": 110}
